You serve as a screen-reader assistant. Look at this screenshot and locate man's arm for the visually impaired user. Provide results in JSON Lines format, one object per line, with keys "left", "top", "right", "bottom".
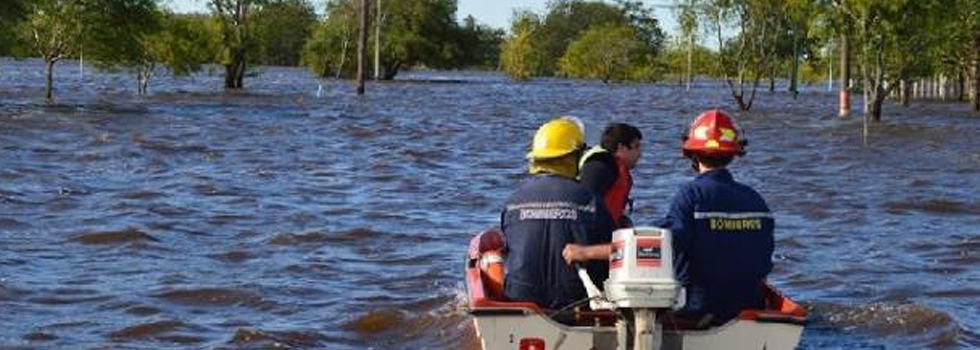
{"left": 562, "top": 243, "right": 611, "bottom": 264}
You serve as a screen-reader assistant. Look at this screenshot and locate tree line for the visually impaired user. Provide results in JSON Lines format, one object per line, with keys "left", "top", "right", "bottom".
{"left": 301, "top": 0, "right": 503, "bottom": 80}
{"left": 0, "top": 0, "right": 503, "bottom": 103}
{"left": 499, "top": 0, "right": 978, "bottom": 119}
{"left": 1, "top": 0, "right": 976, "bottom": 120}
{"left": 499, "top": 0, "right": 667, "bottom": 82}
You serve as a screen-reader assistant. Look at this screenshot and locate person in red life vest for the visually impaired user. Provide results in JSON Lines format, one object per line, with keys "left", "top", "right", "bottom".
{"left": 501, "top": 117, "right": 615, "bottom": 310}
{"left": 562, "top": 110, "right": 774, "bottom": 325}
{"left": 578, "top": 123, "right": 643, "bottom": 229}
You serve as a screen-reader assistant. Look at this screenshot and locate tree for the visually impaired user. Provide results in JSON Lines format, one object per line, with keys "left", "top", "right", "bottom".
{"left": 616, "top": 0, "right": 666, "bottom": 58}
{"left": 937, "top": 0, "right": 979, "bottom": 112}
{"left": 302, "top": 0, "right": 357, "bottom": 78}
{"left": 251, "top": 0, "right": 316, "bottom": 66}
{"left": 209, "top": 0, "right": 266, "bottom": 89}
{"left": 844, "top": 0, "right": 945, "bottom": 123}
{"left": 147, "top": 13, "right": 221, "bottom": 77}
{"left": 372, "top": 0, "right": 458, "bottom": 79}
{"left": 23, "top": 0, "right": 85, "bottom": 104}
{"left": 702, "top": 0, "right": 782, "bottom": 111}
{"left": 535, "top": 0, "right": 624, "bottom": 75}
{"left": 659, "top": 37, "right": 722, "bottom": 83}
{"left": 811, "top": 0, "right": 855, "bottom": 116}
{"left": 456, "top": 15, "right": 505, "bottom": 69}
{"left": 83, "top": 0, "right": 162, "bottom": 96}
{"left": 499, "top": 10, "right": 541, "bottom": 80}
{"left": 355, "top": 0, "right": 365, "bottom": 94}
{"left": 676, "top": 0, "right": 699, "bottom": 90}
{"left": 0, "top": 0, "right": 30, "bottom": 59}
{"left": 499, "top": 0, "right": 665, "bottom": 79}
{"left": 302, "top": 0, "right": 460, "bottom": 80}
{"left": 559, "top": 23, "right": 644, "bottom": 82}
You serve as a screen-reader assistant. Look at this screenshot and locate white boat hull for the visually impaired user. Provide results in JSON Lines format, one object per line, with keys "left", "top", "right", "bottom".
{"left": 472, "top": 308, "right": 803, "bottom": 350}
{"left": 466, "top": 228, "right": 807, "bottom": 350}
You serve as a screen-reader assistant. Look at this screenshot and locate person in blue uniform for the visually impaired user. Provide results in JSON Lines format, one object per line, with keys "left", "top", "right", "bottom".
{"left": 562, "top": 110, "right": 774, "bottom": 324}
{"left": 502, "top": 117, "right": 614, "bottom": 310}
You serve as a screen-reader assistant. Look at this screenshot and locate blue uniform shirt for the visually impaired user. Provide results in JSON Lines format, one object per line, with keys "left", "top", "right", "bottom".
{"left": 502, "top": 175, "right": 614, "bottom": 309}
{"left": 658, "top": 169, "right": 774, "bottom": 321}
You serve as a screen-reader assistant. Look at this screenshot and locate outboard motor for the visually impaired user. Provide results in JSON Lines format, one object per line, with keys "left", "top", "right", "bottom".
{"left": 578, "top": 227, "right": 684, "bottom": 350}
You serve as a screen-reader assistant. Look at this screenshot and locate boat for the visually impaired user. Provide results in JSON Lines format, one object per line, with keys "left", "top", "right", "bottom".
{"left": 465, "top": 227, "right": 807, "bottom": 350}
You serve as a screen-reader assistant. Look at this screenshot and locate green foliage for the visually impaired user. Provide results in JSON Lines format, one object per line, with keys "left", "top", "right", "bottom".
{"left": 301, "top": 0, "right": 357, "bottom": 78}
{"left": 23, "top": 0, "right": 85, "bottom": 61}
{"left": 842, "top": 0, "right": 949, "bottom": 118}
{"left": 699, "top": 0, "right": 797, "bottom": 109}
{"left": 499, "top": 0, "right": 666, "bottom": 79}
{"left": 499, "top": 11, "right": 542, "bottom": 80}
{"left": 376, "top": 0, "right": 460, "bottom": 76}
{"left": 301, "top": 0, "right": 466, "bottom": 80}
{"left": 148, "top": 13, "right": 221, "bottom": 76}
{"left": 931, "top": 0, "right": 979, "bottom": 76}
{"left": 83, "top": 0, "right": 161, "bottom": 70}
{"left": 208, "top": 0, "right": 268, "bottom": 88}
{"left": 534, "top": 0, "right": 623, "bottom": 75}
{"left": 251, "top": 0, "right": 316, "bottom": 66}
{"left": 0, "top": 0, "right": 30, "bottom": 57}
{"left": 615, "top": 0, "right": 666, "bottom": 57}
{"left": 658, "top": 37, "right": 723, "bottom": 81}
{"left": 559, "top": 23, "right": 645, "bottom": 82}
{"left": 455, "top": 15, "right": 505, "bottom": 69}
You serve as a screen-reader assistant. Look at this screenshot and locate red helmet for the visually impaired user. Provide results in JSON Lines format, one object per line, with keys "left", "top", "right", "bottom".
{"left": 682, "top": 110, "right": 745, "bottom": 156}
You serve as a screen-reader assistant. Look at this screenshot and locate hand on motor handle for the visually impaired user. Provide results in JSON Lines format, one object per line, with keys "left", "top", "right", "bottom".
{"left": 563, "top": 243, "right": 612, "bottom": 264}
{"left": 562, "top": 244, "right": 587, "bottom": 265}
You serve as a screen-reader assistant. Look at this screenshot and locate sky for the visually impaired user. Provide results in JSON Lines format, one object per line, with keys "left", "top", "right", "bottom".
{"left": 164, "top": 0, "right": 682, "bottom": 36}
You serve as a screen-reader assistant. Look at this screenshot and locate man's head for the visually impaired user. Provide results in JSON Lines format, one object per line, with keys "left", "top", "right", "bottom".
{"left": 681, "top": 110, "right": 745, "bottom": 172}
{"left": 600, "top": 123, "right": 643, "bottom": 169}
{"left": 527, "top": 116, "right": 586, "bottom": 178}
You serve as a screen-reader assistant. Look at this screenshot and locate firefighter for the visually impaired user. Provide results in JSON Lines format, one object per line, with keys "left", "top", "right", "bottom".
{"left": 501, "top": 117, "right": 615, "bottom": 309}
{"left": 563, "top": 110, "right": 774, "bottom": 324}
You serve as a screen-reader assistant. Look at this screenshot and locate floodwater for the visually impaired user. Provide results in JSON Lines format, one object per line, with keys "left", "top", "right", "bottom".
{"left": 0, "top": 58, "right": 978, "bottom": 350}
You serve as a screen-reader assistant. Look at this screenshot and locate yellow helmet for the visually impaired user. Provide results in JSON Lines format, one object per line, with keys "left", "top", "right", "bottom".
{"left": 526, "top": 116, "right": 586, "bottom": 160}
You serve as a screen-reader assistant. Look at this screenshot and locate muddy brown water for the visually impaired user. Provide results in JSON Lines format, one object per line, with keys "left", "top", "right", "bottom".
{"left": 1, "top": 59, "right": 978, "bottom": 350}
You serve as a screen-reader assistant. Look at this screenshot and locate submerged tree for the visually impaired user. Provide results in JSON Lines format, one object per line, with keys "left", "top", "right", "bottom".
{"left": 499, "top": 11, "right": 542, "bottom": 81}
{"left": 302, "top": 0, "right": 461, "bottom": 80}
{"left": 148, "top": 14, "right": 221, "bottom": 78}
{"left": 702, "top": 0, "right": 781, "bottom": 111}
{"left": 559, "top": 24, "right": 644, "bottom": 82}
{"left": 23, "top": 0, "right": 85, "bottom": 104}
{"left": 534, "top": 0, "right": 624, "bottom": 76}
{"left": 83, "top": 0, "right": 162, "bottom": 96}
{"left": 302, "top": 0, "right": 357, "bottom": 78}
{"left": 844, "top": 0, "right": 945, "bottom": 122}
{"left": 251, "top": 0, "right": 316, "bottom": 66}
{"left": 456, "top": 15, "right": 505, "bottom": 69}
{"left": 659, "top": 38, "right": 722, "bottom": 84}
{"left": 939, "top": 0, "right": 980, "bottom": 113}
{"left": 209, "top": 0, "right": 266, "bottom": 89}
{"left": 676, "top": 0, "right": 699, "bottom": 90}
{"left": 499, "top": 0, "right": 665, "bottom": 81}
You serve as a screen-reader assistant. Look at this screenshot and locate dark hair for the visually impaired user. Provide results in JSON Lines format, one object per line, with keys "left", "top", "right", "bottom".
{"left": 600, "top": 123, "right": 642, "bottom": 151}
{"left": 690, "top": 153, "right": 734, "bottom": 168}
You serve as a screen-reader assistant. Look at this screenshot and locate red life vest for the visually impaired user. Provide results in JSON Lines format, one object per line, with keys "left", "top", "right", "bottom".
{"left": 605, "top": 155, "right": 632, "bottom": 228}
{"left": 581, "top": 146, "right": 633, "bottom": 228}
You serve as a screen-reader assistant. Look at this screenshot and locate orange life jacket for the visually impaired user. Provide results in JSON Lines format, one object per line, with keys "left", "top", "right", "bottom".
{"left": 605, "top": 155, "right": 632, "bottom": 227}
{"left": 581, "top": 146, "right": 632, "bottom": 228}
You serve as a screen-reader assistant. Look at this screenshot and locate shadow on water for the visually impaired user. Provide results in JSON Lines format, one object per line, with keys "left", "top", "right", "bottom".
{"left": 805, "top": 301, "right": 980, "bottom": 349}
